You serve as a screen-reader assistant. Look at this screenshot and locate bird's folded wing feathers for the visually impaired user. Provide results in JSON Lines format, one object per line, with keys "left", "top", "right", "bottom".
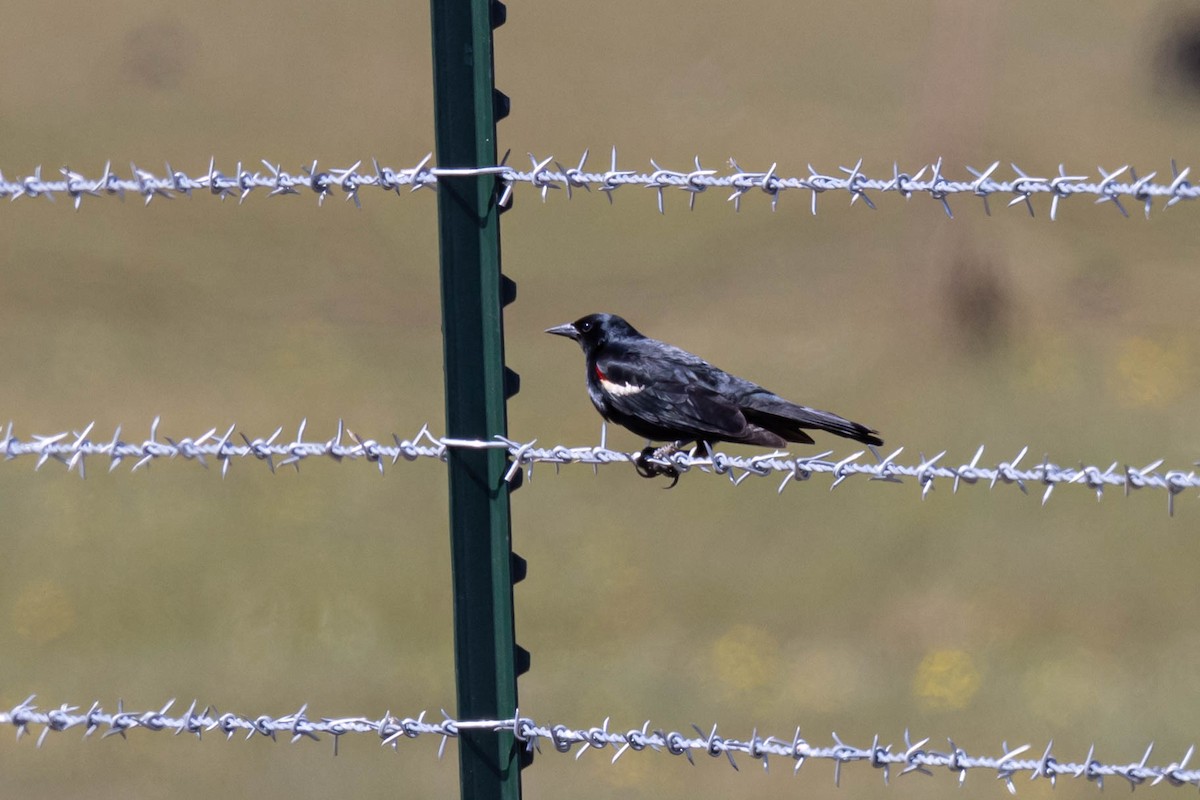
{"left": 598, "top": 358, "right": 749, "bottom": 439}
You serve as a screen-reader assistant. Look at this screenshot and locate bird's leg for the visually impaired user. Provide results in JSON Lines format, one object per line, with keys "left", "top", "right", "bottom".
{"left": 653, "top": 441, "right": 686, "bottom": 461}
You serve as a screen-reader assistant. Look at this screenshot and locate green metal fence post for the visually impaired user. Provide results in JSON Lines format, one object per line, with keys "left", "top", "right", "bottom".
{"left": 429, "top": 1, "right": 524, "bottom": 799}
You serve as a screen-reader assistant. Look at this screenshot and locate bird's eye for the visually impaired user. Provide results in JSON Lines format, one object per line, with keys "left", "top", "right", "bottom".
{"left": 579, "top": 320, "right": 593, "bottom": 333}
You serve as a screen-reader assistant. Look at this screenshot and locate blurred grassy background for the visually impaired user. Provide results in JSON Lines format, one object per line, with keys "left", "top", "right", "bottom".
{"left": 4, "top": 1, "right": 1200, "bottom": 797}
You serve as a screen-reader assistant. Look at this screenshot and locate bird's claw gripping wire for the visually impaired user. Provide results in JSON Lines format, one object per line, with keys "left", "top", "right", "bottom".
{"left": 634, "top": 444, "right": 682, "bottom": 488}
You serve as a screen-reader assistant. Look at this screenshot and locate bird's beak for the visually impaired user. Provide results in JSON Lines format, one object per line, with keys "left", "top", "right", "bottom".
{"left": 545, "top": 322, "right": 579, "bottom": 340}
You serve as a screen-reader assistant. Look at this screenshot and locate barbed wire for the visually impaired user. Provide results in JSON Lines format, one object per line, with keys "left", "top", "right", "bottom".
{"left": 0, "top": 152, "right": 1194, "bottom": 218}
{"left": 2, "top": 419, "right": 1198, "bottom": 514}
{"left": 3, "top": 697, "right": 1197, "bottom": 791}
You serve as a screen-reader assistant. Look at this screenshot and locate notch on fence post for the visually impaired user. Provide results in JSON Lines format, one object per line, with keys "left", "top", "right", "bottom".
{"left": 429, "top": 1, "right": 524, "bottom": 799}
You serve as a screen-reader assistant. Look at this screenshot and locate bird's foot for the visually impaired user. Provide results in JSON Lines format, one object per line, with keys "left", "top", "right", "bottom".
{"left": 633, "top": 443, "right": 682, "bottom": 488}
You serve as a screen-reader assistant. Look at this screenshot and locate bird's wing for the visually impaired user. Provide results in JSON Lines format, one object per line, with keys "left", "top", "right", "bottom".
{"left": 596, "top": 355, "right": 750, "bottom": 440}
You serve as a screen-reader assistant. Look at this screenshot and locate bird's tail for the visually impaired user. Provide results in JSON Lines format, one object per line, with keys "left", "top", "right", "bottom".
{"left": 742, "top": 394, "right": 883, "bottom": 447}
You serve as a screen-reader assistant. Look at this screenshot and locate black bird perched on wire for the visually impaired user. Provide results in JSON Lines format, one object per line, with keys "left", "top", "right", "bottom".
{"left": 547, "top": 313, "right": 882, "bottom": 482}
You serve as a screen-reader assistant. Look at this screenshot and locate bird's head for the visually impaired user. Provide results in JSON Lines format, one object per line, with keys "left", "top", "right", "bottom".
{"left": 545, "top": 313, "right": 640, "bottom": 352}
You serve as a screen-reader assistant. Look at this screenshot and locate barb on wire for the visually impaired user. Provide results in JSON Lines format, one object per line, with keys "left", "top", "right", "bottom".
{"left": 4, "top": 697, "right": 1199, "bottom": 791}
{"left": 2, "top": 420, "right": 1198, "bottom": 514}
{"left": 1, "top": 153, "right": 1196, "bottom": 217}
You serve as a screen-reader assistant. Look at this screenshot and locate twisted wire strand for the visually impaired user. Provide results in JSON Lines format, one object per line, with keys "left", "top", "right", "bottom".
{"left": 2, "top": 697, "right": 1196, "bottom": 791}
{"left": 2, "top": 419, "right": 1198, "bottom": 514}
{"left": 0, "top": 152, "right": 1194, "bottom": 218}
